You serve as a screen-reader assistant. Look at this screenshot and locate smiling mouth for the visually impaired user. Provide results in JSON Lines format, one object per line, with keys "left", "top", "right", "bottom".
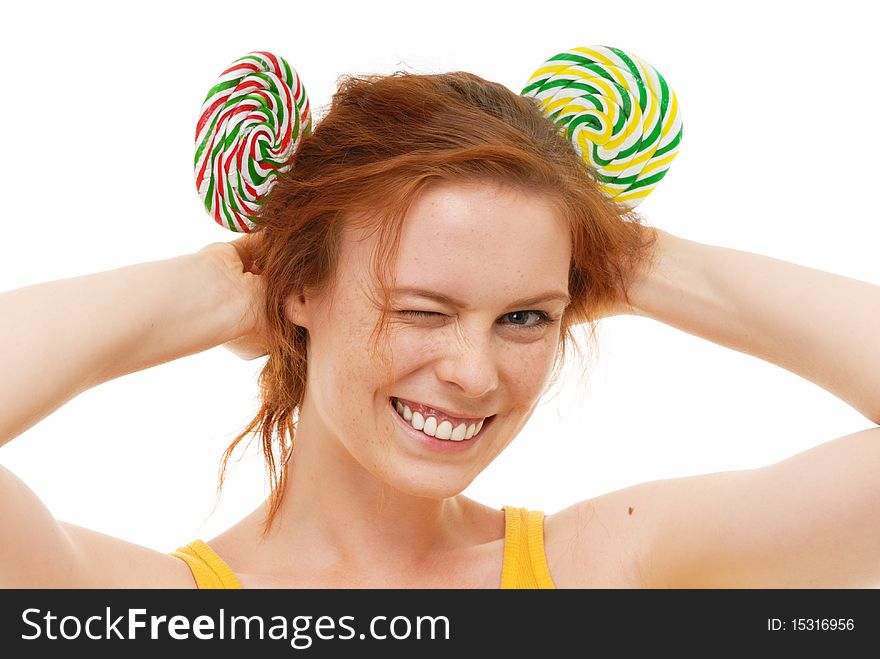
{"left": 390, "top": 397, "right": 495, "bottom": 442}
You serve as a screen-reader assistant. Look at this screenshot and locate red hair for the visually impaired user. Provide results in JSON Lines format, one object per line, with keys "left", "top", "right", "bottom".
{"left": 215, "top": 70, "right": 657, "bottom": 535}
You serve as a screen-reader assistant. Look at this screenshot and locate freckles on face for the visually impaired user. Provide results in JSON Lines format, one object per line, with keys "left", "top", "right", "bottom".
{"left": 388, "top": 180, "right": 570, "bottom": 423}
{"left": 297, "top": 179, "right": 571, "bottom": 492}
{"left": 306, "top": 271, "right": 389, "bottom": 424}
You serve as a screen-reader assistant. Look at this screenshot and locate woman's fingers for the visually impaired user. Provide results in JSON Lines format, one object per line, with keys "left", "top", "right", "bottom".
{"left": 229, "top": 231, "right": 266, "bottom": 274}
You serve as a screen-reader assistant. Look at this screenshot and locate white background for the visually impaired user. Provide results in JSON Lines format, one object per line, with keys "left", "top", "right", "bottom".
{"left": 0, "top": 0, "right": 877, "bottom": 555}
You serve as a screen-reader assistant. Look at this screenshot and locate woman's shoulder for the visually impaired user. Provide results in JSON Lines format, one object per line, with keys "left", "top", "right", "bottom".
{"left": 543, "top": 488, "right": 650, "bottom": 589}
{"left": 0, "top": 462, "right": 195, "bottom": 588}
{"left": 59, "top": 522, "right": 199, "bottom": 588}
{"left": 542, "top": 469, "right": 756, "bottom": 588}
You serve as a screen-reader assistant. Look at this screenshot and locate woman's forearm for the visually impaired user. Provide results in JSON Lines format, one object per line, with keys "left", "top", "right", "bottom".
{"left": 0, "top": 253, "right": 249, "bottom": 445}
{"left": 626, "top": 229, "right": 880, "bottom": 424}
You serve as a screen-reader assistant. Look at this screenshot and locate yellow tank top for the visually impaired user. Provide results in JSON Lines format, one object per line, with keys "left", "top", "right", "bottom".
{"left": 170, "top": 505, "right": 556, "bottom": 589}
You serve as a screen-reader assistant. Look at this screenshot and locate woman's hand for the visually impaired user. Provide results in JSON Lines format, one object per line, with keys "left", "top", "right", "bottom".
{"left": 592, "top": 225, "right": 664, "bottom": 320}
{"left": 198, "top": 233, "right": 270, "bottom": 360}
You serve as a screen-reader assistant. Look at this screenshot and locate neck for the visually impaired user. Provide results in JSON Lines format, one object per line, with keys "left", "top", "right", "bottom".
{"left": 235, "top": 400, "right": 502, "bottom": 580}
{"left": 276, "top": 443, "right": 468, "bottom": 564}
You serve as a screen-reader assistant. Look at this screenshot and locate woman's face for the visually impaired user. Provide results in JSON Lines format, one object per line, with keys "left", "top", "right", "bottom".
{"left": 288, "top": 179, "right": 572, "bottom": 498}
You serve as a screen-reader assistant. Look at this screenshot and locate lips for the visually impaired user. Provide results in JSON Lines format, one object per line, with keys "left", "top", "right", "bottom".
{"left": 389, "top": 397, "right": 495, "bottom": 452}
{"left": 390, "top": 397, "right": 488, "bottom": 426}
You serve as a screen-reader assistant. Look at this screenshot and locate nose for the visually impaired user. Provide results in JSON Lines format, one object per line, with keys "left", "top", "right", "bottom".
{"left": 434, "top": 323, "right": 500, "bottom": 399}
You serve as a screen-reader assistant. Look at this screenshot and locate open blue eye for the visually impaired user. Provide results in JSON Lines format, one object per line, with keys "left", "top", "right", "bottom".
{"left": 505, "top": 311, "right": 553, "bottom": 327}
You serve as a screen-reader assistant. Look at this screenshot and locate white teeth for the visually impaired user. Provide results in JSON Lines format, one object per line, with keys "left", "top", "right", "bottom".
{"left": 435, "top": 420, "right": 453, "bottom": 440}
{"left": 411, "top": 411, "right": 425, "bottom": 430}
{"left": 393, "top": 398, "right": 487, "bottom": 442}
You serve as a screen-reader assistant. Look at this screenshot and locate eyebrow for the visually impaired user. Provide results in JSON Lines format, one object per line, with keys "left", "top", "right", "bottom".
{"left": 390, "top": 287, "right": 571, "bottom": 309}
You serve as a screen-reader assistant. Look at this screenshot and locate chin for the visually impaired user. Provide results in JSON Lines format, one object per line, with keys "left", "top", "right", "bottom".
{"left": 380, "top": 465, "right": 475, "bottom": 500}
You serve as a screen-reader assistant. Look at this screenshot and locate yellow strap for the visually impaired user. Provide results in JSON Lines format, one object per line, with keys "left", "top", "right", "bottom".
{"left": 500, "top": 506, "right": 556, "bottom": 589}
{"left": 170, "top": 540, "right": 243, "bottom": 589}
{"left": 526, "top": 510, "right": 556, "bottom": 589}
{"left": 500, "top": 505, "right": 523, "bottom": 588}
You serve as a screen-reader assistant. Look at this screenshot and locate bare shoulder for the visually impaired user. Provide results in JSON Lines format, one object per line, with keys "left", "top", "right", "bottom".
{"left": 544, "top": 470, "right": 762, "bottom": 589}
{"left": 546, "top": 425, "right": 880, "bottom": 588}
{"left": 62, "top": 522, "right": 199, "bottom": 588}
{"left": 0, "top": 463, "right": 197, "bottom": 588}
{"left": 58, "top": 522, "right": 197, "bottom": 588}
{"left": 543, "top": 485, "right": 649, "bottom": 588}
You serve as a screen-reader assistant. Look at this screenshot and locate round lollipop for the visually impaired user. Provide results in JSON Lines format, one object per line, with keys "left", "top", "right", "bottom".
{"left": 194, "top": 51, "right": 312, "bottom": 232}
{"left": 521, "top": 45, "right": 683, "bottom": 208}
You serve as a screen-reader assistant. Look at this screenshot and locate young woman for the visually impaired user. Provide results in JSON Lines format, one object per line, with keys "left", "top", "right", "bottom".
{"left": 1, "top": 70, "right": 878, "bottom": 589}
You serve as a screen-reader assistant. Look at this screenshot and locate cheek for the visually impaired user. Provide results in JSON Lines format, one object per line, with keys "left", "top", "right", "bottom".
{"left": 508, "top": 340, "right": 558, "bottom": 399}
{"left": 309, "top": 307, "right": 388, "bottom": 409}
{"left": 381, "top": 329, "right": 493, "bottom": 386}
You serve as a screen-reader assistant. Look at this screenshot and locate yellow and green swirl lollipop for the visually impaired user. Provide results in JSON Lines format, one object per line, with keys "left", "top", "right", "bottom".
{"left": 522, "top": 46, "right": 683, "bottom": 208}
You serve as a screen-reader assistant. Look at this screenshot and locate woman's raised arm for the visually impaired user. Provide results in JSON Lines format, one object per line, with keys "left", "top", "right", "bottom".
{"left": 0, "top": 250, "right": 256, "bottom": 444}
{"left": 0, "top": 240, "right": 264, "bottom": 586}
{"left": 625, "top": 229, "right": 880, "bottom": 424}
{"left": 565, "top": 228, "right": 880, "bottom": 587}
